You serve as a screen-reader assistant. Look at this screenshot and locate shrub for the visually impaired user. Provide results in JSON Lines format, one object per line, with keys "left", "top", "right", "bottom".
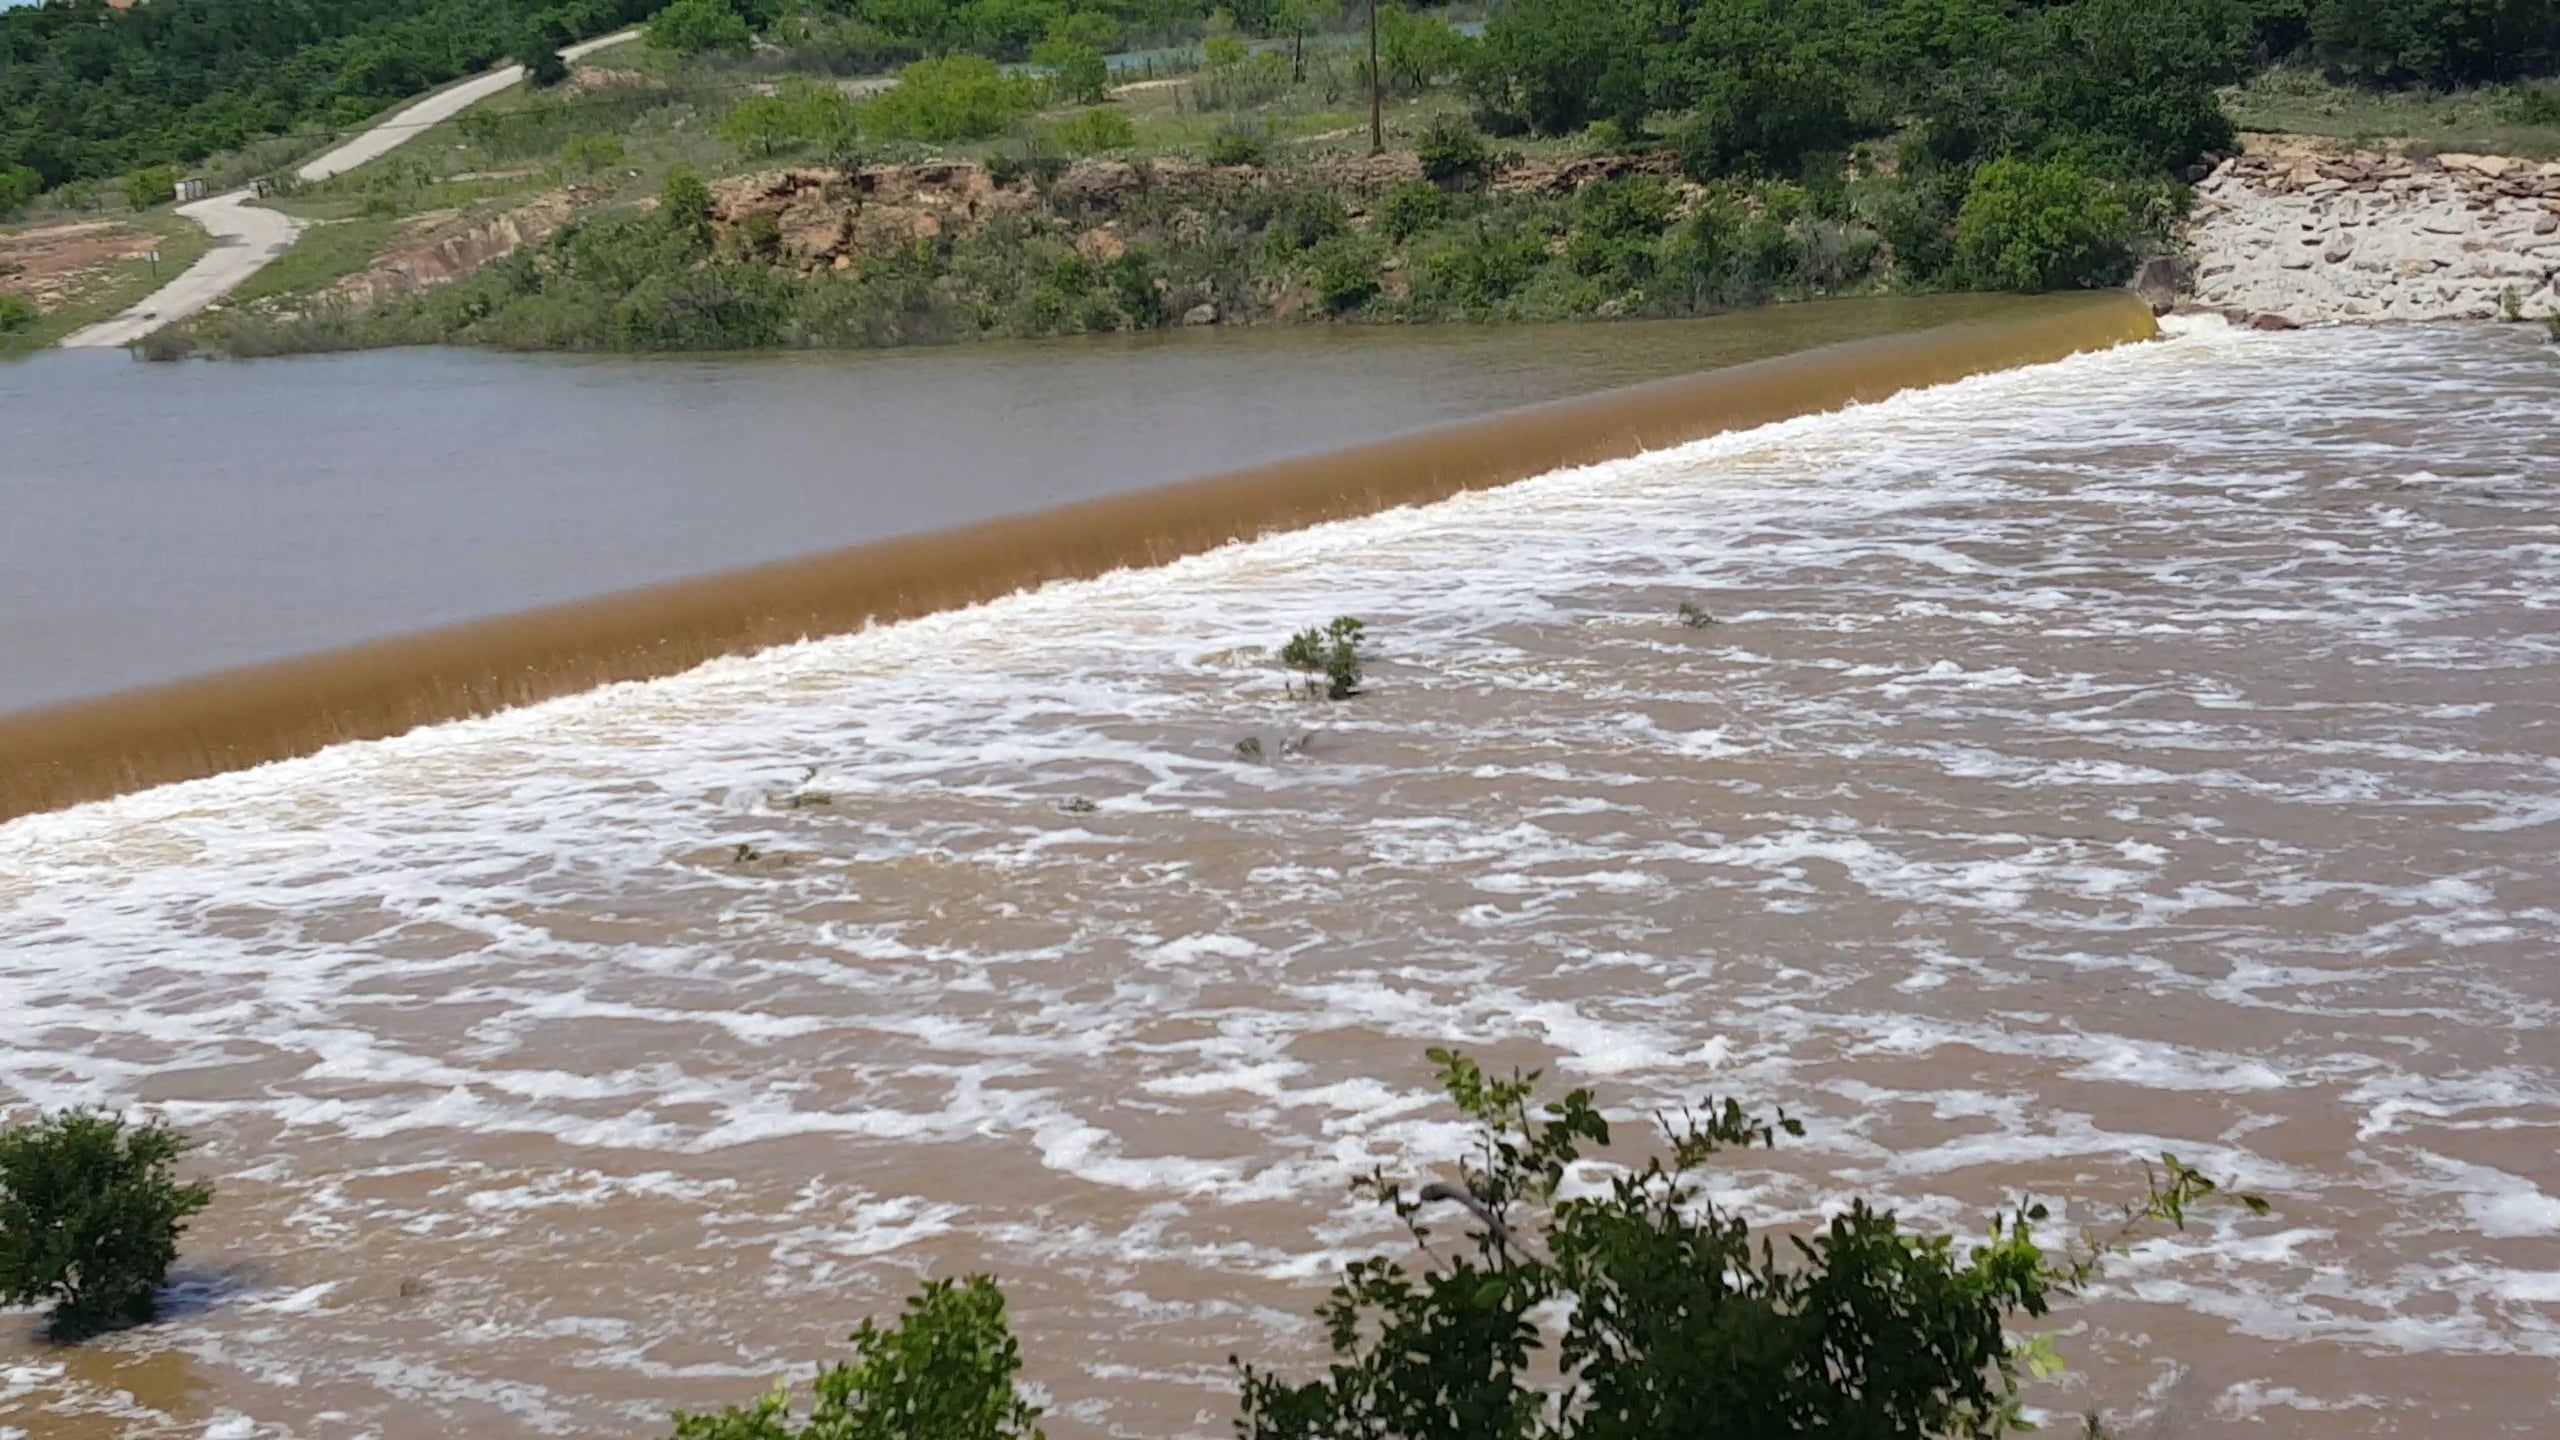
{"left": 1033, "top": 38, "right": 1110, "bottom": 106}
{"left": 1235, "top": 1049, "right": 2267, "bottom": 1440}
{"left": 1377, "top": 181, "right": 1448, "bottom": 244}
{"left": 1280, "top": 616, "right": 1366, "bottom": 697}
{"left": 862, "top": 56, "right": 1039, "bottom": 143}
{"left": 1309, "top": 235, "right": 1384, "bottom": 315}
{"left": 1379, "top": 6, "right": 1473, "bottom": 93}
{"left": 1263, "top": 189, "right": 1348, "bottom": 258}
{"left": 1417, "top": 115, "right": 1492, "bottom": 189}
{"left": 0, "top": 163, "right": 40, "bottom": 219}
{"left": 0, "top": 291, "right": 36, "bottom": 335}
{"left": 123, "top": 165, "right": 180, "bottom": 211}
{"left": 660, "top": 168, "right": 714, "bottom": 248}
{"left": 561, "top": 131, "right": 626, "bottom": 174}
{"left": 614, "top": 263, "right": 793, "bottom": 349}
{"left": 1955, "top": 157, "right": 2134, "bottom": 292}
{"left": 514, "top": 18, "right": 571, "bottom": 87}
{"left": 720, "top": 81, "right": 860, "bottom": 159}
{"left": 1050, "top": 107, "right": 1136, "bottom": 156}
{"left": 0, "top": 1111, "right": 214, "bottom": 1341}
{"left": 1206, "top": 121, "right": 1271, "bottom": 167}
{"left": 647, "top": 0, "right": 753, "bottom": 56}
{"left": 671, "top": 1275, "right": 1043, "bottom": 1440}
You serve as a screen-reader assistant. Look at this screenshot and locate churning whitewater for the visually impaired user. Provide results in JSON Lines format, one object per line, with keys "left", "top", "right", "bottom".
{"left": 4, "top": 319, "right": 2557, "bottom": 1438}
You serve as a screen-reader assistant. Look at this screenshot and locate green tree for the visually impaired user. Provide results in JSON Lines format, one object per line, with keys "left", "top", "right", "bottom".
{"left": 513, "top": 14, "right": 573, "bottom": 85}
{"left": 1236, "top": 1050, "right": 2266, "bottom": 1440}
{"left": 0, "top": 1112, "right": 215, "bottom": 1342}
{"left": 123, "top": 165, "right": 180, "bottom": 212}
{"left": 671, "top": 1276, "right": 1045, "bottom": 1440}
{"left": 1050, "top": 105, "right": 1136, "bottom": 154}
{"left": 861, "top": 55, "right": 1041, "bottom": 142}
{"left": 0, "top": 163, "right": 38, "bottom": 219}
{"left": 1032, "top": 37, "right": 1111, "bottom": 104}
{"left": 1379, "top": 5, "right": 1472, "bottom": 93}
{"left": 720, "top": 81, "right": 861, "bottom": 158}
{"left": 1954, "top": 156, "right": 2134, "bottom": 291}
{"left": 649, "top": 0, "right": 754, "bottom": 56}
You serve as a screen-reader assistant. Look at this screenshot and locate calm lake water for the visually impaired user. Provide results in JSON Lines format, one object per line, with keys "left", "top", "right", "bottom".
{"left": 3, "top": 316, "right": 2557, "bottom": 1439}
{"left": 0, "top": 298, "right": 2001, "bottom": 712}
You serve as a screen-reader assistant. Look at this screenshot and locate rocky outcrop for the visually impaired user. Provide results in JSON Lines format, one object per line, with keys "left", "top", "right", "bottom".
{"left": 709, "top": 163, "right": 1046, "bottom": 271}
{"left": 329, "top": 193, "right": 581, "bottom": 307}
{"left": 2183, "top": 139, "right": 2560, "bottom": 325}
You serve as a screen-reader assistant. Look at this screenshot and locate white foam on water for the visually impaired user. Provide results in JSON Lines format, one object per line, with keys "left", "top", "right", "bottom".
{"left": 5, "top": 322, "right": 2560, "bottom": 1436}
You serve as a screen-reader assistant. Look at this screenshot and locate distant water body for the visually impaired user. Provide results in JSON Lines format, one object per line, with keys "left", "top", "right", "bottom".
{"left": 0, "top": 298, "right": 2011, "bottom": 713}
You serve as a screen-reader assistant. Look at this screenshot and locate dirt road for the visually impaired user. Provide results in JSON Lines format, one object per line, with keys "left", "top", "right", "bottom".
{"left": 60, "top": 30, "right": 636, "bottom": 349}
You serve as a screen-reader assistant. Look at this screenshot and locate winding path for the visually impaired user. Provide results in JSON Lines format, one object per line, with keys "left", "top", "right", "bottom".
{"left": 61, "top": 30, "right": 636, "bottom": 349}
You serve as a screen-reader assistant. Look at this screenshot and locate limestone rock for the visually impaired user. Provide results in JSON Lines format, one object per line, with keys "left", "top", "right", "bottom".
{"left": 1182, "top": 302, "right": 1219, "bottom": 326}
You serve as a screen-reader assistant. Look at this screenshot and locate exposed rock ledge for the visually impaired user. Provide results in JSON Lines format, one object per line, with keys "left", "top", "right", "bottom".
{"left": 2181, "top": 137, "right": 2560, "bottom": 326}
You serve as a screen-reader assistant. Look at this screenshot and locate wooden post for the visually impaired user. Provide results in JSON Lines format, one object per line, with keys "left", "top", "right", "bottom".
{"left": 1368, "top": 0, "right": 1382, "bottom": 155}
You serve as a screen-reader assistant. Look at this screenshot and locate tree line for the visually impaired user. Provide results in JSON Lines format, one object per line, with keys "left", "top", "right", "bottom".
{"left": 5, "top": 0, "right": 2556, "bottom": 204}
{"left": 0, "top": 0, "right": 661, "bottom": 190}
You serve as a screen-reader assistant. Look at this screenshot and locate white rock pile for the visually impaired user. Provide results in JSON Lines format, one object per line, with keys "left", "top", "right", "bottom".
{"left": 2183, "top": 144, "right": 2560, "bottom": 326}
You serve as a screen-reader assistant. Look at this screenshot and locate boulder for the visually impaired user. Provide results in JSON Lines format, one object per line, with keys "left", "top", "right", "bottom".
{"left": 2128, "top": 254, "right": 2182, "bottom": 314}
{"left": 1182, "top": 302, "right": 1219, "bottom": 326}
{"left": 2247, "top": 311, "right": 2301, "bottom": 330}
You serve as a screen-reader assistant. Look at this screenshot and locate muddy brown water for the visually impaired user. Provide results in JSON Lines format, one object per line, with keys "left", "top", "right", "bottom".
{"left": 4, "top": 313, "right": 2558, "bottom": 1438}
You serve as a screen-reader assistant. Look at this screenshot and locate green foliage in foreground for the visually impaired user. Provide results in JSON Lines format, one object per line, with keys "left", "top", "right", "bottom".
{"left": 671, "top": 1051, "right": 2267, "bottom": 1440}
{"left": 0, "top": 292, "right": 36, "bottom": 336}
{"left": 0, "top": 1111, "right": 214, "bottom": 1341}
{"left": 672, "top": 1276, "right": 1044, "bottom": 1440}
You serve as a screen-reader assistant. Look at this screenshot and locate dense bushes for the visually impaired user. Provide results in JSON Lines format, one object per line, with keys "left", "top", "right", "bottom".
{"left": 0, "top": 1111, "right": 214, "bottom": 1341}
{"left": 648, "top": 0, "right": 753, "bottom": 56}
{"left": 0, "top": 291, "right": 36, "bottom": 336}
{"left": 862, "top": 57, "right": 1040, "bottom": 143}
{"left": 1955, "top": 157, "right": 2135, "bottom": 291}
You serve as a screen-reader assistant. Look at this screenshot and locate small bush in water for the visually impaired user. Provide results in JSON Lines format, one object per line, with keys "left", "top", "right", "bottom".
{"left": 1280, "top": 616, "right": 1366, "bottom": 699}
{"left": 671, "top": 1275, "right": 1043, "bottom": 1440}
{"left": 1678, "top": 600, "right": 1719, "bottom": 628}
{"left": 0, "top": 1111, "right": 213, "bottom": 1340}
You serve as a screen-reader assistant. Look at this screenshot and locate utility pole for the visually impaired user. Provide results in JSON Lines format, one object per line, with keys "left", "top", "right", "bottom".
{"left": 1368, "top": 0, "right": 1382, "bottom": 155}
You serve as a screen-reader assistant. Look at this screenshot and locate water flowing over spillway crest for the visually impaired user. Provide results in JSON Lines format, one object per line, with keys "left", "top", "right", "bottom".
{"left": 3, "top": 318, "right": 2557, "bottom": 1437}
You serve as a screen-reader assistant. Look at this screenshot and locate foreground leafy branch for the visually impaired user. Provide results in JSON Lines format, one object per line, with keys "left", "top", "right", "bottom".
{"left": 1235, "top": 1049, "right": 2266, "bottom": 1440}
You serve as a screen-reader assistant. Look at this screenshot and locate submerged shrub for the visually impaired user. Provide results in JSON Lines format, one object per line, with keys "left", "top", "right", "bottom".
{"left": 1280, "top": 616, "right": 1367, "bottom": 698}
{"left": 0, "top": 1111, "right": 214, "bottom": 1341}
{"left": 670, "top": 1275, "right": 1043, "bottom": 1440}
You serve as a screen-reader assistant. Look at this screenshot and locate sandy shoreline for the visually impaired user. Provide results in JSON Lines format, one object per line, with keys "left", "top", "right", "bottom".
{"left": 2179, "top": 134, "right": 2560, "bottom": 327}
